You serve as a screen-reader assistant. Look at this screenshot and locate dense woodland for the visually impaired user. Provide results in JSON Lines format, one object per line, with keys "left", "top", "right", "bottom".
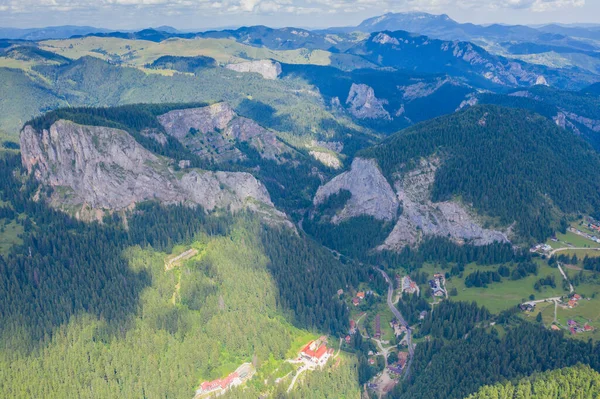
{"left": 466, "top": 365, "right": 600, "bottom": 399}
{"left": 394, "top": 315, "right": 600, "bottom": 399}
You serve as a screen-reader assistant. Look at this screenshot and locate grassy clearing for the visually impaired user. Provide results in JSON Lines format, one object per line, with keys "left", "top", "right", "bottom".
{"left": 445, "top": 261, "right": 567, "bottom": 314}
{"left": 551, "top": 230, "right": 600, "bottom": 249}
{"left": 0, "top": 219, "right": 23, "bottom": 256}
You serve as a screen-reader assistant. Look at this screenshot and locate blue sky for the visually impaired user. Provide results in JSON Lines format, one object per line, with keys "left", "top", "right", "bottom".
{"left": 0, "top": 0, "right": 597, "bottom": 29}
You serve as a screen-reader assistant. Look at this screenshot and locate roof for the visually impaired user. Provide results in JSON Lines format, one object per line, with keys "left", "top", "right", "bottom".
{"left": 200, "top": 372, "right": 239, "bottom": 391}
{"left": 357, "top": 291, "right": 365, "bottom": 298}
{"left": 302, "top": 342, "right": 328, "bottom": 360}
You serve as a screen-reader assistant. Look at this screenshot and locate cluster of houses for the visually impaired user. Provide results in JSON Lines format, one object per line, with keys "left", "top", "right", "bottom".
{"left": 352, "top": 291, "right": 373, "bottom": 306}
{"left": 429, "top": 274, "right": 446, "bottom": 297}
{"left": 566, "top": 319, "right": 594, "bottom": 335}
{"left": 352, "top": 291, "right": 365, "bottom": 306}
{"left": 195, "top": 363, "right": 255, "bottom": 398}
{"left": 569, "top": 226, "right": 600, "bottom": 244}
{"left": 566, "top": 293, "right": 582, "bottom": 308}
{"left": 299, "top": 337, "right": 333, "bottom": 368}
{"left": 390, "top": 318, "right": 407, "bottom": 337}
{"left": 530, "top": 243, "right": 553, "bottom": 254}
{"left": 401, "top": 276, "right": 419, "bottom": 294}
{"left": 387, "top": 351, "right": 409, "bottom": 375}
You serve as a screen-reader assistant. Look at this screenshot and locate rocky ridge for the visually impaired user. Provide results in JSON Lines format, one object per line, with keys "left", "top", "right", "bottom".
{"left": 157, "top": 103, "right": 289, "bottom": 163}
{"left": 20, "top": 120, "right": 286, "bottom": 222}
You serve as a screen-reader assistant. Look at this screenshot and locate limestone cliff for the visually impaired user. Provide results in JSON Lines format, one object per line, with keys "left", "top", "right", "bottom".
{"left": 379, "top": 157, "right": 509, "bottom": 250}
{"left": 20, "top": 120, "right": 280, "bottom": 218}
{"left": 313, "top": 156, "right": 508, "bottom": 249}
{"left": 314, "top": 157, "right": 398, "bottom": 223}
{"left": 225, "top": 60, "right": 282, "bottom": 80}
{"left": 346, "top": 83, "right": 391, "bottom": 120}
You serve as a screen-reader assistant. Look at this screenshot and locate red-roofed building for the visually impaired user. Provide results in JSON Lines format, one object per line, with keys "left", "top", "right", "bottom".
{"left": 352, "top": 298, "right": 360, "bottom": 306}
{"left": 198, "top": 372, "right": 241, "bottom": 394}
{"left": 356, "top": 292, "right": 365, "bottom": 299}
{"left": 300, "top": 340, "right": 331, "bottom": 366}
{"left": 345, "top": 335, "right": 351, "bottom": 344}
{"left": 585, "top": 324, "right": 594, "bottom": 331}
{"left": 573, "top": 294, "right": 582, "bottom": 300}
{"left": 570, "top": 327, "right": 577, "bottom": 335}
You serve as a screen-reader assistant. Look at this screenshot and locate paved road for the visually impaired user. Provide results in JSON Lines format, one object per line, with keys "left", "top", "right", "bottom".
{"left": 549, "top": 247, "right": 600, "bottom": 257}
{"left": 376, "top": 268, "right": 414, "bottom": 379}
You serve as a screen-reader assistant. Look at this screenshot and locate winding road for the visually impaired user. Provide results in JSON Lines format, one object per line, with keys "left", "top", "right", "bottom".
{"left": 376, "top": 268, "right": 414, "bottom": 379}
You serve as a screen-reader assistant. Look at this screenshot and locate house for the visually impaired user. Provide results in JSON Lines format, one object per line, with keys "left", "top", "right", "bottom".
{"left": 551, "top": 325, "right": 560, "bottom": 331}
{"left": 352, "top": 298, "right": 360, "bottom": 306}
{"left": 337, "top": 289, "right": 344, "bottom": 296}
{"left": 570, "top": 327, "right": 577, "bottom": 335}
{"left": 585, "top": 324, "right": 594, "bottom": 331}
{"left": 568, "top": 319, "right": 577, "bottom": 327}
{"left": 388, "top": 364, "right": 403, "bottom": 375}
{"left": 519, "top": 303, "right": 535, "bottom": 312}
{"left": 402, "top": 276, "right": 418, "bottom": 294}
{"left": 345, "top": 335, "right": 351, "bottom": 344}
{"left": 197, "top": 372, "right": 242, "bottom": 395}
{"left": 368, "top": 358, "right": 375, "bottom": 365}
{"left": 573, "top": 294, "right": 582, "bottom": 301}
{"left": 356, "top": 292, "right": 365, "bottom": 299}
{"left": 568, "top": 300, "right": 577, "bottom": 308}
{"left": 300, "top": 340, "right": 331, "bottom": 366}
{"left": 419, "top": 311, "right": 428, "bottom": 320}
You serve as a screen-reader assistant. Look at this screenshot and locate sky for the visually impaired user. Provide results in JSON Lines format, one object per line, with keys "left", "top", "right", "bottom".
{"left": 0, "top": 0, "right": 598, "bottom": 30}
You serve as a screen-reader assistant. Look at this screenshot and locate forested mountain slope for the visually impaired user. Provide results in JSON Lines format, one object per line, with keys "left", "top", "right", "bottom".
{"left": 314, "top": 105, "right": 600, "bottom": 247}
{"left": 0, "top": 149, "right": 364, "bottom": 397}
{"left": 475, "top": 85, "right": 600, "bottom": 150}
{"left": 466, "top": 365, "right": 600, "bottom": 399}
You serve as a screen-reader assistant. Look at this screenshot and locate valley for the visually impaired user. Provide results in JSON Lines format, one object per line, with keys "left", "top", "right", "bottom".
{"left": 2, "top": 7, "right": 600, "bottom": 399}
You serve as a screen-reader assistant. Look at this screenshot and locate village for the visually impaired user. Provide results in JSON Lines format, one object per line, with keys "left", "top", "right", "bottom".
{"left": 519, "top": 292, "right": 595, "bottom": 336}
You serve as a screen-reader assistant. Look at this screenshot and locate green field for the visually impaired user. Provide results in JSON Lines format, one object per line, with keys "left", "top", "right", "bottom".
{"left": 0, "top": 219, "right": 23, "bottom": 256}
{"left": 547, "top": 227, "right": 600, "bottom": 250}
{"left": 444, "top": 261, "right": 567, "bottom": 314}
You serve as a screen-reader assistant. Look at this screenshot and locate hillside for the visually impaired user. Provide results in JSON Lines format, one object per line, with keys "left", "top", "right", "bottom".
{"left": 465, "top": 365, "right": 600, "bottom": 399}
{"left": 349, "top": 105, "right": 600, "bottom": 243}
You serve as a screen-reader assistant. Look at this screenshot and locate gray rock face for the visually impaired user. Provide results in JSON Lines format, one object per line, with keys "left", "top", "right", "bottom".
{"left": 225, "top": 60, "right": 282, "bottom": 80}
{"left": 158, "top": 103, "right": 288, "bottom": 163}
{"left": 20, "top": 120, "right": 275, "bottom": 215}
{"left": 372, "top": 33, "right": 400, "bottom": 46}
{"left": 314, "top": 157, "right": 398, "bottom": 223}
{"left": 379, "top": 157, "right": 508, "bottom": 250}
{"left": 346, "top": 83, "right": 391, "bottom": 120}
{"left": 158, "top": 102, "right": 236, "bottom": 139}
{"left": 312, "top": 156, "right": 508, "bottom": 250}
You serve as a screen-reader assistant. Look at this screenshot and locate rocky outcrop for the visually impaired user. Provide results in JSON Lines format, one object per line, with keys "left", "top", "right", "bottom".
{"left": 314, "top": 157, "right": 398, "bottom": 223}
{"left": 20, "top": 120, "right": 278, "bottom": 217}
{"left": 309, "top": 151, "right": 342, "bottom": 169}
{"left": 225, "top": 60, "right": 282, "bottom": 80}
{"left": 379, "top": 157, "right": 508, "bottom": 250}
{"left": 346, "top": 83, "right": 391, "bottom": 120}
{"left": 158, "top": 103, "right": 289, "bottom": 163}
{"left": 312, "top": 156, "right": 508, "bottom": 249}
{"left": 372, "top": 33, "right": 400, "bottom": 46}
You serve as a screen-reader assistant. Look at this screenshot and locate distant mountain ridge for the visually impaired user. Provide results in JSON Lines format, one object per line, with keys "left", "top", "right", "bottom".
{"left": 0, "top": 25, "right": 112, "bottom": 40}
